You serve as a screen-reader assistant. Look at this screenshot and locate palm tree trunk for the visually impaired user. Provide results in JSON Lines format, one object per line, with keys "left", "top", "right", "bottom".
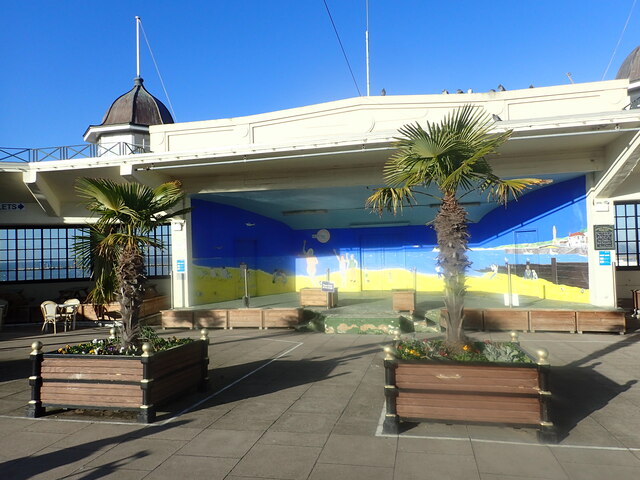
{"left": 116, "top": 245, "right": 146, "bottom": 349}
{"left": 434, "top": 193, "right": 471, "bottom": 346}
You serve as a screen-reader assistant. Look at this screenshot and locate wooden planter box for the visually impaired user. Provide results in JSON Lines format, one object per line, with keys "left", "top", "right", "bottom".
{"left": 576, "top": 311, "right": 626, "bottom": 334}
{"left": 483, "top": 309, "right": 529, "bottom": 332}
{"left": 383, "top": 350, "right": 555, "bottom": 442}
{"left": 27, "top": 338, "right": 209, "bottom": 423}
{"left": 300, "top": 288, "right": 338, "bottom": 308}
{"left": 78, "top": 296, "right": 169, "bottom": 323}
{"left": 161, "top": 309, "right": 194, "bottom": 329}
{"left": 393, "top": 290, "right": 416, "bottom": 314}
{"left": 530, "top": 311, "right": 576, "bottom": 333}
{"left": 263, "top": 308, "right": 302, "bottom": 328}
{"left": 440, "top": 309, "right": 484, "bottom": 331}
{"left": 194, "top": 309, "right": 229, "bottom": 329}
{"left": 228, "top": 309, "right": 264, "bottom": 329}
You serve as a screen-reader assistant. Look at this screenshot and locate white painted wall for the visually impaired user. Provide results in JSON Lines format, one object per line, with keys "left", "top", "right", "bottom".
{"left": 150, "top": 81, "right": 630, "bottom": 154}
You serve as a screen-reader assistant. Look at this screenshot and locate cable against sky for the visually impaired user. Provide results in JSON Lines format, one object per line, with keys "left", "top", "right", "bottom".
{"left": 139, "top": 19, "right": 177, "bottom": 121}
{"left": 322, "top": 0, "right": 362, "bottom": 96}
{"left": 602, "top": 0, "right": 638, "bottom": 80}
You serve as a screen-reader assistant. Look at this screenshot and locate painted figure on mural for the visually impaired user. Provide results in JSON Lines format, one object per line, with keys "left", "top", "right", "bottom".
{"left": 347, "top": 253, "right": 359, "bottom": 284}
{"left": 272, "top": 269, "right": 287, "bottom": 284}
{"left": 490, "top": 263, "right": 498, "bottom": 279}
{"left": 333, "top": 249, "right": 348, "bottom": 286}
{"left": 302, "top": 240, "right": 318, "bottom": 284}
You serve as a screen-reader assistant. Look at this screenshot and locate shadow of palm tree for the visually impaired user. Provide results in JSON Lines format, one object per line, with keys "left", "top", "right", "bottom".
{"left": 549, "top": 334, "right": 640, "bottom": 441}
{"left": 0, "top": 420, "right": 189, "bottom": 480}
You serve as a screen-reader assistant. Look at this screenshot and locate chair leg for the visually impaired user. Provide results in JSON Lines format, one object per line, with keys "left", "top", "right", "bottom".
{"left": 53, "top": 320, "right": 56, "bottom": 335}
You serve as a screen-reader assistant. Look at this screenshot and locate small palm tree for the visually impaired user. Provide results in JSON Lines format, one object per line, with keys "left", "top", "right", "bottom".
{"left": 367, "top": 105, "right": 549, "bottom": 347}
{"left": 76, "top": 178, "right": 188, "bottom": 350}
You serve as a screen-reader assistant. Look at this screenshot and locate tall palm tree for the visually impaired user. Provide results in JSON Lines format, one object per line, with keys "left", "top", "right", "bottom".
{"left": 75, "top": 178, "right": 189, "bottom": 349}
{"left": 367, "top": 105, "right": 549, "bottom": 347}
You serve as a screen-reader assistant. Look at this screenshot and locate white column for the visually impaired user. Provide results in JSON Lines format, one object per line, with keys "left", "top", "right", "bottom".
{"left": 170, "top": 197, "right": 192, "bottom": 308}
{"left": 586, "top": 184, "right": 616, "bottom": 307}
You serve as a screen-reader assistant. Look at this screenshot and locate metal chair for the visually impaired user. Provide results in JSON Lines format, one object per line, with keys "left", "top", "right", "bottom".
{"left": 40, "top": 301, "right": 60, "bottom": 334}
{"left": 61, "top": 298, "right": 81, "bottom": 330}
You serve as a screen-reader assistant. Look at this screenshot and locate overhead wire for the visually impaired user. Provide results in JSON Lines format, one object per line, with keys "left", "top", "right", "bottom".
{"left": 602, "top": 0, "right": 638, "bottom": 80}
{"left": 322, "top": 0, "right": 362, "bottom": 96}
{"left": 139, "top": 20, "right": 178, "bottom": 121}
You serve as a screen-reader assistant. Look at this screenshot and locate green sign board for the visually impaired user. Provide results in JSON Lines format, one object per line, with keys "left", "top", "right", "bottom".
{"left": 593, "top": 224, "right": 615, "bottom": 250}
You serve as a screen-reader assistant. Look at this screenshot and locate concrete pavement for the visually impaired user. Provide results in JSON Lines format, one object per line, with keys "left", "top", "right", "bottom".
{"left": 1, "top": 325, "right": 640, "bottom": 479}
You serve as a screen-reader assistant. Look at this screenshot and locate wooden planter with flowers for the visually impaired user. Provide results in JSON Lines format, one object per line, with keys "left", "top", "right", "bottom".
{"left": 26, "top": 331, "right": 210, "bottom": 423}
{"left": 382, "top": 339, "right": 556, "bottom": 442}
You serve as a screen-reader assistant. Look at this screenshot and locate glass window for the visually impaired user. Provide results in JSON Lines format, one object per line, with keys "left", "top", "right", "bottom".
{"left": 0, "top": 225, "right": 172, "bottom": 283}
{"left": 615, "top": 202, "right": 640, "bottom": 270}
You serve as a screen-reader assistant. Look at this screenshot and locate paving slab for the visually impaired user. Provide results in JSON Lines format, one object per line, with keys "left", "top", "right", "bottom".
{"left": 2, "top": 324, "right": 640, "bottom": 479}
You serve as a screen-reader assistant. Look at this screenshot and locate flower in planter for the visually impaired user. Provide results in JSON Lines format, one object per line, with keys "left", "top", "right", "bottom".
{"left": 54, "top": 327, "right": 193, "bottom": 356}
{"left": 395, "top": 338, "right": 532, "bottom": 364}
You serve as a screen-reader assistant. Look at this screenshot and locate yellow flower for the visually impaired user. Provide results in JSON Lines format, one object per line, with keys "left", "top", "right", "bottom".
{"left": 463, "top": 345, "right": 470, "bottom": 351}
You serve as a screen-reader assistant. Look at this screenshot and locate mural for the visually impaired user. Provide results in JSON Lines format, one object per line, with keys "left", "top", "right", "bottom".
{"left": 190, "top": 200, "right": 296, "bottom": 304}
{"left": 190, "top": 176, "right": 590, "bottom": 305}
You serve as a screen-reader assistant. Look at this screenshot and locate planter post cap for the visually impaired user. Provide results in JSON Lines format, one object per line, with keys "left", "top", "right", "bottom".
{"left": 510, "top": 331, "right": 519, "bottom": 343}
{"left": 200, "top": 329, "right": 209, "bottom": 341}
{"left": 383, "top": 346, "right": 395, "bottom": 361}
{"left": 30, "top": 341, "right": 43, "bottom": 355}
{"left": 141, "top": 342, "right": 154, "bottom": 357}
{"left": 109, "top": 328, "right": 116, "bottom": 340}
{"left": 536, "top": 348, "right": 550, "bottom": 365}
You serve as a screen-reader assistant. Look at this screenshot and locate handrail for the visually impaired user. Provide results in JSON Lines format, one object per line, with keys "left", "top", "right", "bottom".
{"left": 0, "top": 142, "right": 150, "bottom": 163}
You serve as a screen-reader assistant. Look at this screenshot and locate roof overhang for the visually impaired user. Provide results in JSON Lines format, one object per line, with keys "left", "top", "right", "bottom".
{"left": 83, "top": 123, "right": 150, "bottom": 143}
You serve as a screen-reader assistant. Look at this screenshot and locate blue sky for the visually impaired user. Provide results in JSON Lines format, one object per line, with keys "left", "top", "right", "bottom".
{"left": 1, "top": 0, "right": 639, "bottom": 149}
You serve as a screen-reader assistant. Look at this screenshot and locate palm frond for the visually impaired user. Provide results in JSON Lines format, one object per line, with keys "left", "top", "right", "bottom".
{"left": 365, "top": 186, "right": 417, "bottom": 215}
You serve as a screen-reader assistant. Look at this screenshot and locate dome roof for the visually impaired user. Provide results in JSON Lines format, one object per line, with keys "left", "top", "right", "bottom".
{"left": 100, "top": 76, "right": 174, "bottom": 126}
{"left": 616, "top": 46, "right": 640, "bottom": 82}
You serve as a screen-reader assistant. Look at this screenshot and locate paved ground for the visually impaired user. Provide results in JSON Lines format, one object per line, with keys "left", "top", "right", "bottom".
{"left": 1, "top": 321, "right": 640, "bottom": 479}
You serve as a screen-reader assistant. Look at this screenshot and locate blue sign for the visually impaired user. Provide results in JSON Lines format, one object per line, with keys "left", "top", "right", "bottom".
{"left": 176, "top": 259, "right": 186, "bottom": 273}
{"left": 321, "top": 281, "right": 335, "bottom": 292}
{"left": 599, "top": 251, "right": 611, "bottom": 266}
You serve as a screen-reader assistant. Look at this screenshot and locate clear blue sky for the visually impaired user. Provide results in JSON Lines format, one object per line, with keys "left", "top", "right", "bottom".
{"left": 1, "top": 0, "right": 639, "bottom": 149}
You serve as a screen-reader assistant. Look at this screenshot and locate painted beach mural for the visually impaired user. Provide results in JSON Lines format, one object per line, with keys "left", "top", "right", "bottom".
{"left": 190, "top": 176, "right": 589, "bottom": 305}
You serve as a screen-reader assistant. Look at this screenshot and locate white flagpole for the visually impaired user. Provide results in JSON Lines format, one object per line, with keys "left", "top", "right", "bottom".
{"left": 135, "top": 16, "right": 141, "bottom": 77}
{"left": 365, "top": 0, "right": 370, "bottom": 96}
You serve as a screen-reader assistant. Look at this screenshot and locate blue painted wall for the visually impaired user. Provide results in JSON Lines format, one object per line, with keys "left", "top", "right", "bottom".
{"left": 190, "top": 176, "right": 589, "bottom": 304}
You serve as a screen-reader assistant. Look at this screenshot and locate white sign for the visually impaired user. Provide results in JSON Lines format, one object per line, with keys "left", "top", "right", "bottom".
{"left": 321, "top": 281, "right": 335, "bottom": 292}
{"left": 0, "top": 203, "right": 25, "bottom": 211}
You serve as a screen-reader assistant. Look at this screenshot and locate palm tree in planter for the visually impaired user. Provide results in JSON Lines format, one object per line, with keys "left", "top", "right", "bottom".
{"left": 366, "top": 105, "right": 549, "bottom": 348}
{"left": 75, "top": 178, "right": 189, "bottom": 350}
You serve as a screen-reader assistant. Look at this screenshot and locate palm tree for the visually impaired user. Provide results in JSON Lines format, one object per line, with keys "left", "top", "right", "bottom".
{"left": 75, "top": 179, "right": 189, "bottom": 350}
{"left": 366, "top": 105, "right": 549, "bottom": 347}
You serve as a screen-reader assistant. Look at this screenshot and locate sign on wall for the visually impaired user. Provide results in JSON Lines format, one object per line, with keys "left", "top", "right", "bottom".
{"left": 175, "top": 259, "right": 186, "bottom": 273}
{"left": 599, "top": 251, "right": 612, "bottom": 266}
{"left": 593, "top": 224, "right": 615, "bottom": 250}
{"left": 0, "top": 203, "right": 25, "bottom": 211}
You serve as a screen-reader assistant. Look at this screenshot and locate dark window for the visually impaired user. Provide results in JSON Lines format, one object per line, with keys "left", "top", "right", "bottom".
{"left": 615, "top": 202, "right": 640, "bottom": 269}
{"left": 0, "top": 225, "right": 172, "bottom": 283}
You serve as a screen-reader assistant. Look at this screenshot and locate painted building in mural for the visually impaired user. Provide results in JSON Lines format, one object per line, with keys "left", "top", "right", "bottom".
{"left": 3, "top": 48, "right": 640, "bottom": 312}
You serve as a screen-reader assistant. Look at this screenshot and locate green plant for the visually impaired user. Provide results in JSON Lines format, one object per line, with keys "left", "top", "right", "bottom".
{"left": 56, "top": 327, "right": 193, "bottom": 356}
{"left": 367, "top": 105, "right": 549, "bottom": 347}
{"left": 75, "top": 179, "right": 189, "bottom": 349}
{"left": 395, "top": 338, "right": 532, "bottom": 364}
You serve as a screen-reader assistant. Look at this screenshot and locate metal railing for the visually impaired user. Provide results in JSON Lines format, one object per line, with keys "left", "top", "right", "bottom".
{"left": 0, "top": 142, "right": 150, "bottom": 163}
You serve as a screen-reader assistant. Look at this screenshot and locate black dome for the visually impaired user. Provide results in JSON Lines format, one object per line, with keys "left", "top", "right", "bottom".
{"left": 100, "top": 77, "right": 174, "bottom": 126}
{"left": 616, "top": 46, "right": 640, "bottom": 83}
